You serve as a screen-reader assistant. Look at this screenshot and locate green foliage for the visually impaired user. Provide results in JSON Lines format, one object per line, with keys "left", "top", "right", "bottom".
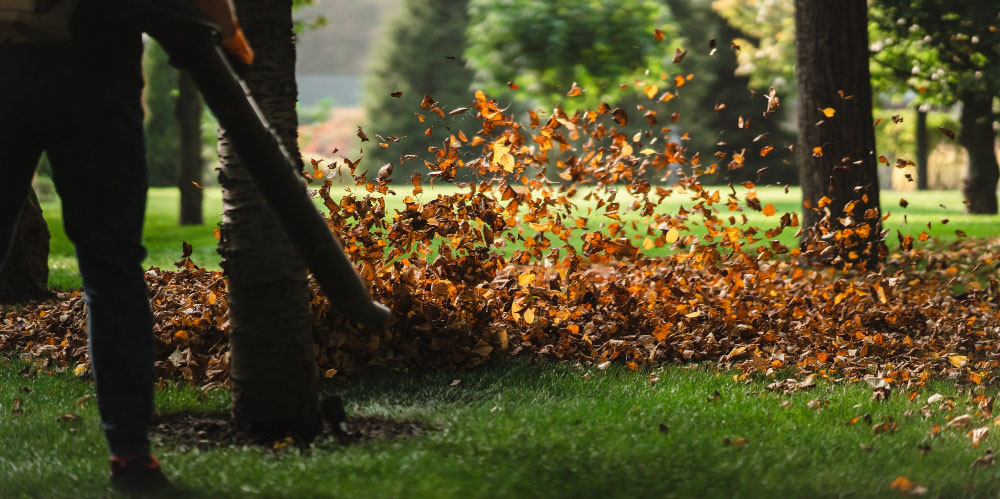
{"left": 466, "top": 0, "right": 671, "bottom": 111}
{"left": 869, "top": 0, "right": 1000, "bottom": 106}
{"left": 142, "top": 40, "right": 180, "bottom": 188}
{"left": 362, "top": 0, "right": 477, "bottom": 179}
{"left": 873, "top": 107, "right": 959, "bottom": 162}
{"left": 661, "top": 0, "right": 796, "bottom": 184}
{"left": 712, "top": 0, "right": 795, "bottom": 93}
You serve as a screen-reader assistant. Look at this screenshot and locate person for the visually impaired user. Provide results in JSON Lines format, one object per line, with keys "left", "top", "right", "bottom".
{"left": 0, "top": 0, "right": 249, "bottom": 492}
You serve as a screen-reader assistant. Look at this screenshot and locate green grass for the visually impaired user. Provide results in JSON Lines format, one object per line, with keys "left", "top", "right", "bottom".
{"left": 2, "top": 357, "right": 1000, "bottom": 498}
{"left": 38, "top": 186, "right": 1000, "bottom": 290}
{"left": 21, "top": 187, "right": 1000, "bottom": 497}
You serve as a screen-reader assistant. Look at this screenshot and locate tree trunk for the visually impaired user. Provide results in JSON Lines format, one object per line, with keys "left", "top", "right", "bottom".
{"left": 794, "top": 0, "right": 883, "bottom": 270}
{"left": 915, "top": 108, "right": 928, "bottom": 190}
{"left": 959, "top": 92, "right": 999, "bottom": 214}
{"left": 176, "top": 70, "right": 204, "bottom": 226}
{"left": 0, "top": 189, "right": 50, "bottom": 304}
{"left": 220, "top": 0, "right": 321, "bottom": 442}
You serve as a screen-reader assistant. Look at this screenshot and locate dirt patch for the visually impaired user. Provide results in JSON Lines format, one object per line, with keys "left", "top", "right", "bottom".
{"left": 151, "top": 412, "right": 437, "bottom": 450}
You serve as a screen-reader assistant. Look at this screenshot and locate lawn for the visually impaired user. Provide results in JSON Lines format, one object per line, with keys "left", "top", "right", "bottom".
{"left": 38, "top": 186, "right": 1000, "bottom": 290}
{"left": 14, "top": 185, "right": 1000, "bottom": 497}
{"left": 3, "top": 357, "right": 1000, "bottom": 498}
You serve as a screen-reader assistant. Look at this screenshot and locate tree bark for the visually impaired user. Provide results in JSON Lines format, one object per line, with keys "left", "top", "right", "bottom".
{"left": 220, "top": 0, "right": 321, "bottom": 442}
{"left": 794, "top": 0, "right": 883, "bottom": 270}
{"left": 959, "top": 92, "right": 999, "bottom": 214}
{"left": 915, "top": 108, "right": 928, "bottom": 190}
{"left": 0, "top": 189, "right": 50, "bottom": 304}
{"left": 176, "top": 70, "right": 204, "bottom": 226}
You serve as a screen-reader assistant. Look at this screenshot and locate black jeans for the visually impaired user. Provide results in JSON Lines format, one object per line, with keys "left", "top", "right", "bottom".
{"left": 0, "top": 39, "right": 154, "bottom": 458}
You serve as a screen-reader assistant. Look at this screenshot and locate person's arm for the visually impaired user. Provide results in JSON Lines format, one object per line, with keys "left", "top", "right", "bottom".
{"left": 192, "top": 0, "right": 254, "bottom": 64}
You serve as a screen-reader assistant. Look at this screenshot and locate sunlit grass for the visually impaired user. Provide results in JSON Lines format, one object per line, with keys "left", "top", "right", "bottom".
{"left": 2, "top": 357, "right": 999, "bottom": 498}
{"left": 39, "top": 186, "right": 999, "bottom": 290}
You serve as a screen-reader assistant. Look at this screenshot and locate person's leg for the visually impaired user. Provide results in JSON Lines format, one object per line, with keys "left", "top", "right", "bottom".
{"left": 0, "top": 49, "right": 45, "bottom": 271}
{"left": 45, "top": 44, "right": 154, "bottom": 459}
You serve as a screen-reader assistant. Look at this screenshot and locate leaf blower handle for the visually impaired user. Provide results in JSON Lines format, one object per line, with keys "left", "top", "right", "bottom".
{"left": 121, "top": 0, "right": 393, "bottom": 326}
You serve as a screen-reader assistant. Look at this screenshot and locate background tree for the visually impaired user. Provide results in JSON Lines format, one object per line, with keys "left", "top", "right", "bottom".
{"left": 870, "top": 1, "right": 1000, "bottom": 212}
{"left": 220, "top": 0, "right": 321, "bottom": 441}
{"left": 661, "top": 0, "right": 796, "bottom": 184}
{"left": 362, "top": 0, "right": 477, "bottom": 180}
{"left": 176, "top": 71, "right": 203, "bottom": 225}
{"left": 467, "top": 0, "right": 669, "bottom": 111}
{"left": 143, "top": 41, "right": 181, "bottom": 188}
{"left": 465, "top": 0, "right": 796, "bottom": 184}
{"left": 0, "top": 191, "right": 49, "bottom": 304}
{"left": 795, "top": 0, "right": 882, "bottom": 269}
{"left": 145, "top": 41, "right": 207, "bottom": 223}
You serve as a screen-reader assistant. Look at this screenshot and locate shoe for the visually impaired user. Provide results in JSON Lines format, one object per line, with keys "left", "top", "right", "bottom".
{"left": 110, "top": 454, "right": 173, "bottom": 495}
{"left": 320, "top": 394, "right": 353, "bottom": 443}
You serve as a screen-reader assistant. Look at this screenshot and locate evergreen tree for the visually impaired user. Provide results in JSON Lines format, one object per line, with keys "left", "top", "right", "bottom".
{"left": 362, "top": 0, "right": 477, "bottom": 180}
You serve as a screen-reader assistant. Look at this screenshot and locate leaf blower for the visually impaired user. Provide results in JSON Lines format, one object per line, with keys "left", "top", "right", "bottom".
{"left": 114, "top": 0, "right": 393, "bottom": 326}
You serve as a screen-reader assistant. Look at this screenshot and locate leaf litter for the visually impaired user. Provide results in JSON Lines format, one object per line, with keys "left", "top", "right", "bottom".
{"left": 3, "top": 71, "right": 1000, "bottom": 404}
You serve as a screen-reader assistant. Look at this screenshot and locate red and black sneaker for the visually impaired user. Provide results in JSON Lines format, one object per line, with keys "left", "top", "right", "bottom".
{"left": 110, "top": 455, "right": 173, "bottom": 494}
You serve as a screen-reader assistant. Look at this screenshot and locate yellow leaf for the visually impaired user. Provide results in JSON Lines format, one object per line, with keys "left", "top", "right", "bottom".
{"left": 518, "top": 272, "right": 537, "bottom": 287}
{"left": 822, "top": 107, "right": 835, "bottom": 118}
{"left": 665, "top": 228, "right": 680, "bottom": 244}
{"left": 949, "top": 355, "right": 969, "bottom": 368}
{"left": 642, "top": 238, "right": 654, "bottom": 250}
{"left": 73, "top": 364, "right": 87, "bottom": 376}
{"left": 685, "top": 310, "right": 703, "bottom": 318}
{"left": 727, "top": 346, "right": 747, "bottom": 358}
{"left": 511, "top": 298, "right": 524, "bottom": 314}
{"left": 492, "top": 138, "right": 511, "bottom": 157}
{"left": 472, "top": 341, "right": 493, "bottom": 357}
{"left": 206, "top": 291, "right": 217, "bottom": 305}
{"left": 639, "top": 148, "right": 657, "bottom": 155}
{"left": 498, "top": 154, "right": 515, "bottom": 172}
{"left": 644, "top": 85, "right": 658, "bottom": 99}
{"left": 524, "top": 308, "right": 536, "bottom": 324}
{"left": 653, "top": 323, "right": 671, "bottom": 341}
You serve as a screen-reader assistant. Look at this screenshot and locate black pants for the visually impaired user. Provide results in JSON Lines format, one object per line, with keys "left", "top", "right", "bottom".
{"left": 0, "top": 39, "right": 154, "bottom": 458}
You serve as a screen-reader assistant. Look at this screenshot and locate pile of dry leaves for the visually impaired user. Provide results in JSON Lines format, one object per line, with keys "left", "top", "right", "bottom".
{"left": 3, "top": 83, "right": 999, "bottom": 389}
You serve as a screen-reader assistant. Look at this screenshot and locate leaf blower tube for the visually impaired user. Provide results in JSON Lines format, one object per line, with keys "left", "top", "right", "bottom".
{"left": 123, "top": 0, "right": 392, "bottom": 326}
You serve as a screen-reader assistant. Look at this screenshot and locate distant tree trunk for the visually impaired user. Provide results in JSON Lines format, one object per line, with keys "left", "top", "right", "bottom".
{"left": 794, "top": 0, "right": 883, "bottom": 269}
{"left": 176, "top": 71, "right": 204, "bottom": 226}
{"left": 915, "top": 108, "right": 928, "bottom": 190}
{"left": 959, "top": 92, "right": 999, "bottom": 214}
{"left": 0, "top": 189, "right": 50, "bottom": 304}
{"left": 220, "top": 0, "right": 321, "bottom": 442}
